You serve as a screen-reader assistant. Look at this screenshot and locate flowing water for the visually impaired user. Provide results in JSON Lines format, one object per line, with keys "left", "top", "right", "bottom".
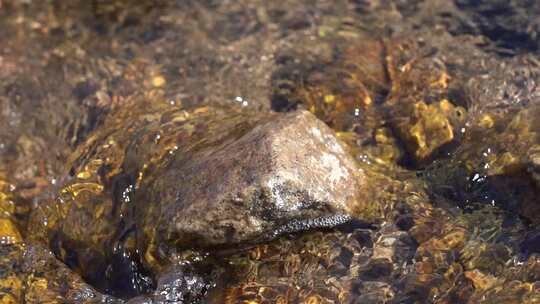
{"left": 1, "top": 1, "right": 540, "bottom": 303}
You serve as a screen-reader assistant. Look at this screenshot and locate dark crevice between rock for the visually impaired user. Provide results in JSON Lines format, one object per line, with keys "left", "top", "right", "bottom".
{"left": 105, "top": 245, "right": 155, "bottom": 299}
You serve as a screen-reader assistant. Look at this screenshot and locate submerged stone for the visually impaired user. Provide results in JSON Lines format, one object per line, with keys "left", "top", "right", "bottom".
{"left": 125, "top": 265, "right": 212, "bottom": 304}
{"left": 390, "top": 99, "right": 464, "bottom": 164}
{"left": 0, "top": 243, "right": 121, "bottom": 303}
{"left": 138, "top": 109, "right": 363, "bottom": 252}
{"left": 29, "top": 102, "right": 364, "bottom": 292}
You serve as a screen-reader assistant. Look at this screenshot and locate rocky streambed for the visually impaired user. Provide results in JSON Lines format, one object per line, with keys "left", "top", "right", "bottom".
{"left": 1, "top": 0, "right": 540, "bottom": 303}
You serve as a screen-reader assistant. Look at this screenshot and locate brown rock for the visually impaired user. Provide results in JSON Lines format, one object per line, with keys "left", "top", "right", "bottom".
{"left": 390, "top": 99, "right": 464, "bottom": 164}
{"left": 30, "top": 103, "right": 364, "bottom": 287}
{"left": 138, "top": 109, "right": 363, "bottom": 253}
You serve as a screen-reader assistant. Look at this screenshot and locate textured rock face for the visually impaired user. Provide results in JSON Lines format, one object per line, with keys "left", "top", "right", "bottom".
{"left": 138, "top": 110, "right": 362, "bottom": 251}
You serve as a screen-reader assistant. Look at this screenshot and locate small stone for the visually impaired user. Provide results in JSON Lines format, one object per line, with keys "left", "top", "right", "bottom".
{"left": 464, "top": 270, "right": 499, "bottom": 291}
{"left": 372, "top": 226, "right": 416, "bottom": 264}
{"left": 358, "top": 258, "right": 393, "bottom": 280}
{"left": 324, "top": 94, "right": 335, "bottom": 104}
{"left": 151, "top": 75, "right": 166, "bottom": 88}
{"left": 150, "top": 266, "right": 211, "bottom": 303}
{"left": 478, "top": 114, "right": 495, "bottom": 129}
{"left": 393, "top": 100, "right": 459, "bottom": 163}
{"left": 351, "top": 281, "right": 394, "bottom": 304}
{"left": 0, "top": 218, "right": 22, "bottom": 244}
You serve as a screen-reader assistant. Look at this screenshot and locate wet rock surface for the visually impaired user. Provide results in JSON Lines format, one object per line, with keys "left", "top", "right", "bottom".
{"left": 0, "top": 0, "right": 540, "bottom": 303}
{"left": 137, "top": 109, "right": 362, "bottom": 249}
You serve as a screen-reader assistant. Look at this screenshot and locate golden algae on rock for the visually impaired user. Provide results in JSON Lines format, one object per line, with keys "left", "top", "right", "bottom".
{"left": 0, "top": 177, "right": 24, "bottom": 246}
{"left": 383, "top": 36, "right": 467, "bottom": 164}
{"left": 391, "top": 100, "right": 464, "bottom": 163}
{"left": 0, "top": 219, "right": 22, "bottom": 245}
{"left": 0, "top": 274, "right": 22, "bottom": 304}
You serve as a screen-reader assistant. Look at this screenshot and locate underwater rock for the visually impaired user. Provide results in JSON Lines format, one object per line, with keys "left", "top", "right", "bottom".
{"left": 381, "top": 35, "right": 468, "bottom": 165}
{"left": 126, "top": 265, "right": 212, "bottom": 304}
{"left": 151, "top": 266, "right": 211, "bottom": 304}
{"left": 137, "top": 108, "right": 364, "bottom": 254}
{"left": 389, "top": 99, "right": 463, "bottom": 164}
{"left": 423, "top": 96, "right": 540, "bottom": 218}
{"left": 371, "top": 224, "right": 417, "bottom": 264}
{"left": 29, "top": 102, "right": 364, "bottom": 290}
{"left": 0, "top": 243, "right": 121, "bottom": 303}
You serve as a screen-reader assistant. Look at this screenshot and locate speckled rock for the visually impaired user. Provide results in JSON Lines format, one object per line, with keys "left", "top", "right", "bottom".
{"left": 138, "top": 109, "right": 364, "bottom": 252}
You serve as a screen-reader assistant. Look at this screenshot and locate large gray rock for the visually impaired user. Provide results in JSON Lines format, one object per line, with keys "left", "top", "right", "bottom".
{"left": 137, "top": 109, "right": 363, "bottom": 253}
